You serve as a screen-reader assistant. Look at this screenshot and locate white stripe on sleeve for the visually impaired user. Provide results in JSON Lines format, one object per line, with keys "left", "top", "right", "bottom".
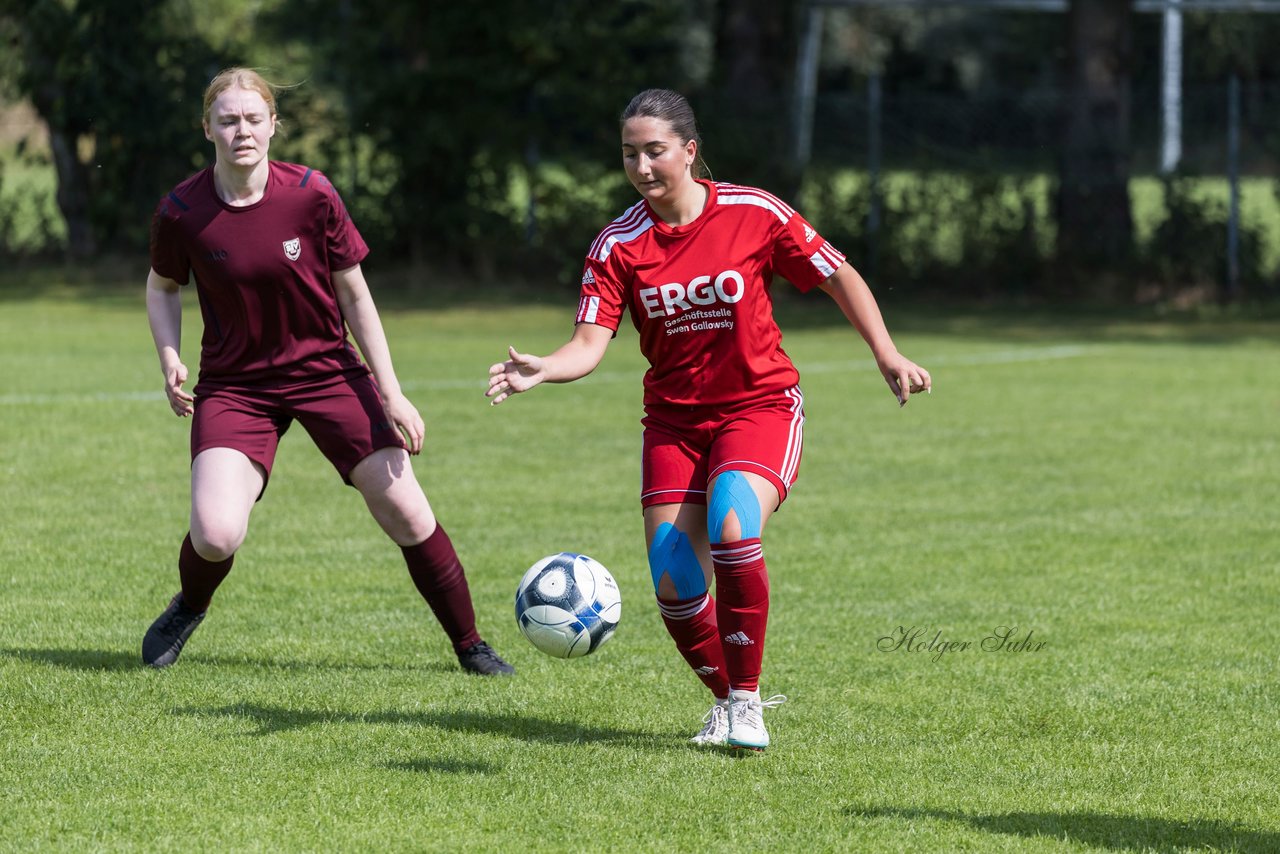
{"left": 818, "top": 242, "right": 846, "bottom": 268}
{"left": 577, "top": 296, "right": 600, "bottom": 324}
{"left": 809, "top": 250, "right": 837, "bottom": 278}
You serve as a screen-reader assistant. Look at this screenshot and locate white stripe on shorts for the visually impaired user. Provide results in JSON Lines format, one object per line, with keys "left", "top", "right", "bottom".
{"left": 781, "top": 386, "right": 805, "bottom": 485}
{"left": 706, "top": 386, "right": 805, "bottom": 495}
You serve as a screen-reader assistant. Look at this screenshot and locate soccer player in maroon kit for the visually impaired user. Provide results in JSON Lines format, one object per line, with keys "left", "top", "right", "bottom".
{"left": 487, "top": 89, "right": 930, "bottom": 748}
{"left": 143, "top": 68, "right": 512, "bottom": 675}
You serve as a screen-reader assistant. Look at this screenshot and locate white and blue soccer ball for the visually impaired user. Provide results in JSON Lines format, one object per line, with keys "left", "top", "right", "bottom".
{"left": 515, "top": 553, "right": 621, "bottom": 658}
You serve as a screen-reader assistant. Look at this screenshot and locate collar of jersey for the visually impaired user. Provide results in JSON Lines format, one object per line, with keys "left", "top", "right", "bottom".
{"left": 645, "top": 179, "right": 716, "bottom": 237}
{"left": 209, "top": 162, "right": 276, "bottom": 213}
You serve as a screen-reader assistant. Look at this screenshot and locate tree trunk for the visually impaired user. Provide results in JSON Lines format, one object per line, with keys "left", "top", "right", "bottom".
{"left": 710, "top": 0, "right": 798, "bottom": 195}
{"left": 47, "top": 128, "right": 97, "bottom": 261}
{"left": 18, "top": 0, "right": 100, "bottom": 262}
{"left": 717, "top": 0, "right": 792, "bottom": 97}
{"left": 1057, "top": 0, "right": 1134, "bottom": 280}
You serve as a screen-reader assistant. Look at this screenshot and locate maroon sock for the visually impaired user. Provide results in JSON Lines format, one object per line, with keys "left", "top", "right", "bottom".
{"left": 178, "top": 533, "right": 233, "bottom": 613}
{"left": 657, "top": 593, "right": 731, "bottom": 698}
{"left": 401, "top": 525, "right": 482, "bottom": 653}
{"left": 711, "top": 538, "right": 769, "bottom": 692}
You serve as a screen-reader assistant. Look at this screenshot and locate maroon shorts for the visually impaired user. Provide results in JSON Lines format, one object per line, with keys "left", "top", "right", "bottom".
{"left": 640, "top": 386, "right": 805, "bottom": 508}
{"left": 191, "top": 370, "right": 404, "bottom": 492}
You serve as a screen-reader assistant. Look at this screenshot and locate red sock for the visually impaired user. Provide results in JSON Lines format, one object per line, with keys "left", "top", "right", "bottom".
{"left": 658, "top": 593, "right": 730, "bottom": 698}
{"left": 711, "top": 538, "right": 768, "bottom": 692}
{"left": 178, "top": 533, "right": 233, "bottom": 613}
{"left": 401, "top": 525, "right": 482, "bottom": 653}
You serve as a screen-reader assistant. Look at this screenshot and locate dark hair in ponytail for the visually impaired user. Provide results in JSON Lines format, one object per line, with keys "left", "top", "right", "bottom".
{"left": 621, "top": 89, "right": 709, "bottom": 179}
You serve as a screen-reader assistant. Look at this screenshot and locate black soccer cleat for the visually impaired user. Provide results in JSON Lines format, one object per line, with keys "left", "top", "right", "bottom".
{"left": 142, "top": 593, "right": 206, "bottom": 668}
{"left": 456, "top": 640, "right": 515, "bottom": 676}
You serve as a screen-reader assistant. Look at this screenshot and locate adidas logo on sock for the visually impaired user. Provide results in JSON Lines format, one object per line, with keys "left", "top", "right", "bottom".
{"left": 723, "top": 631, "right": 755, "bottom": 646}
{"left": 694, "top": 665, "right": 720, "bottom": 676}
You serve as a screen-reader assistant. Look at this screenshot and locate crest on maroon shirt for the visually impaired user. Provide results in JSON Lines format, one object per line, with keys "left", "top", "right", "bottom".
{"left": 283, "top": 238, "right": 301, "bottom": 261}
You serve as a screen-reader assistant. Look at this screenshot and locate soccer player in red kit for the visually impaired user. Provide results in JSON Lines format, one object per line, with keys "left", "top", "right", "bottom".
{"left": 487, "top": 89, "right": 930, "bottom": 748}
{"left": 143, "top": 68, "right": 512, "bottom": 675}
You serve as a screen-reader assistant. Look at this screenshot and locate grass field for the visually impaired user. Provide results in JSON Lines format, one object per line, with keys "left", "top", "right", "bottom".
{"left": 1, "top": 277, "right": 1277, "bottom": 852}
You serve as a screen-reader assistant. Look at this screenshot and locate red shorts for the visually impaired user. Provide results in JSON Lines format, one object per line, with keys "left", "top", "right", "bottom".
{"left": 190, "top": 370, "right": 404, "bottom": 491}
{"left": 640, "top": 387, "right": 805, "bottom": 508}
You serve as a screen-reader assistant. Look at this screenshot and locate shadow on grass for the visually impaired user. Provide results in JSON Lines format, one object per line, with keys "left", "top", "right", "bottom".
{"left": 770, "top": 292, "right": 1280, "bottom": 346}
{"left": 383, "top": 758, "right": 498, "bottom": 775}
{"left": 0, "top": 646, "right": 449, "bottom": 674}
{"left": 0, "top": 261, "right": 148, "bottom": 305}
{"left": 847, "top": 806, "right": 1277, "bottom": 853}
{"left": 173, "top": 702, "right": 672, "bottom": 751}
{"left": 1, "top": 647, "right": 141, "bottom": 671}
{"left": 4, "top": 261, "right": 1276, "bottom": 348}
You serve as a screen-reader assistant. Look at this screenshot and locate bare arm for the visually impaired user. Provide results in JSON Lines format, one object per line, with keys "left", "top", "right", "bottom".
{"left": 146, "top": 268, "right": 194, "bottom": 417}
{"left": 485, "top": 322, "right": 613, "bottom": 406}
{"left": 820, "top": 261, "right": 932, "bottom": 406}
{"left": 332, "top": 263, "right": 424, "bottom": 454}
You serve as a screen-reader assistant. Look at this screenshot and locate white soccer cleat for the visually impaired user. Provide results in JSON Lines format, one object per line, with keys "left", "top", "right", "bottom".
{"left": 690, "top": 699, "right": 730, "bottom": 746}
{"left": 726, "top": 690, "right": 787, "bottom": 750}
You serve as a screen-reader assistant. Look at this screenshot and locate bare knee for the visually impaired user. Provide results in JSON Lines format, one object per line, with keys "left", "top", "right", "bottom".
{"left": 189, "top": 520, "right": 245, "bottom": 561}
{"left": 189, "top": 488, "right": 252, "bottom": 558}
{"left": 352, "top": 448, "right": 436, "bottom": 545}
{"left": 370, "top": 495, "right": 436, "bottom": 546}
{"left": 189, "top": 448, "right": 262, "bottom": 560}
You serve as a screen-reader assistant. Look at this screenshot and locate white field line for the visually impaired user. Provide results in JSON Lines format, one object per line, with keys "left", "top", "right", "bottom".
{"left": 0, "top": 345, "right": 1100, "bottom": 406}
{"left": 798, "top": 343, "right": 1098, "bottom": 374}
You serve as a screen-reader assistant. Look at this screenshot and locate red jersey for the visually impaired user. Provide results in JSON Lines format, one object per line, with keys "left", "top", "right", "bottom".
{"left": 576, "top": 180, "right": 846, "bottom": 407}
{"left": 150, "top": 161, "right": 370, "bottom": 389}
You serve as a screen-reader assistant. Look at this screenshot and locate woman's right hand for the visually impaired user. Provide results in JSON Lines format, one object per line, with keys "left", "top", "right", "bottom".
{"left": 486, "top": 346, "right": 545, "bottom": 406}
{"left": 164, "top": 361, "right": 195, "bottom": 417}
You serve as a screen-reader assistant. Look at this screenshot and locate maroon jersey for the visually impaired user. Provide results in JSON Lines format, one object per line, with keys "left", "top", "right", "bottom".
{"left": 576, "top": 180, "right": 845, "bottom": 407}
{"left": 150, "top": 161, "right": 370, "bottom": 388}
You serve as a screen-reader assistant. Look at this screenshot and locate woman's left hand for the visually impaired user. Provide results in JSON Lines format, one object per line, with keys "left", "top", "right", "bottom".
{"left": 876, "top": 351, "right": 932, "bottom": 407}
{"left": 383, "top": 392, "right": 426, "bottom": 455}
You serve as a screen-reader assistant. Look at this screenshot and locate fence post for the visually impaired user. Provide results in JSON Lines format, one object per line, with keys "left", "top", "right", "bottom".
{"left": 1226, "top": 73, "right": 1241, "bottom": 302}
{"left": 1160, "top": 0, "right": 1182, "bottom": 176}
{"left": 792, "top": 4, "right": 824, "bottom": 187}
{"left": 867, "top": 71, "right": 882, "bottom": 280}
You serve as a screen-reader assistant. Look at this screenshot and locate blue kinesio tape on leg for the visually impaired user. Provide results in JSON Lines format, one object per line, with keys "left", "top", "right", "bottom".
{"left": 708, "top": 470, "right": 761, "bottom": 543}
{"left": 648, "top": 522, "right": 707, "bottom": 599}
{"left": 647, "top": 523, "right": 679, "bottom": 589}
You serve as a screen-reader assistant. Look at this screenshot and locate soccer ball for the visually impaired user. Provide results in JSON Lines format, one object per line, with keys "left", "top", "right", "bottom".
{"left": 515, "top": 553, "right": 621, "bottom": 658}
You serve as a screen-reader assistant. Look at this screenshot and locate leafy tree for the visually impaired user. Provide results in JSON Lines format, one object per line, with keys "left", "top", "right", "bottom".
{"left": 262, "top": 0, "right": 689, "bottom": 272}
{"left": 0, "top": 0, "right": 222, "bottom": 259}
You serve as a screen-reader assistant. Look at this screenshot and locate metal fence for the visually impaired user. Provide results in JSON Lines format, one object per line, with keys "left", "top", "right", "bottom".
{"left": 804, "top": 77, "right": 1280, "bottom": 178}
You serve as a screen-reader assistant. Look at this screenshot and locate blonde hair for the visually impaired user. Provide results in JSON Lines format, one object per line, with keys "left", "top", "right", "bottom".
{"left": 202, "top": 67, "right": 286, "bottom": 135}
